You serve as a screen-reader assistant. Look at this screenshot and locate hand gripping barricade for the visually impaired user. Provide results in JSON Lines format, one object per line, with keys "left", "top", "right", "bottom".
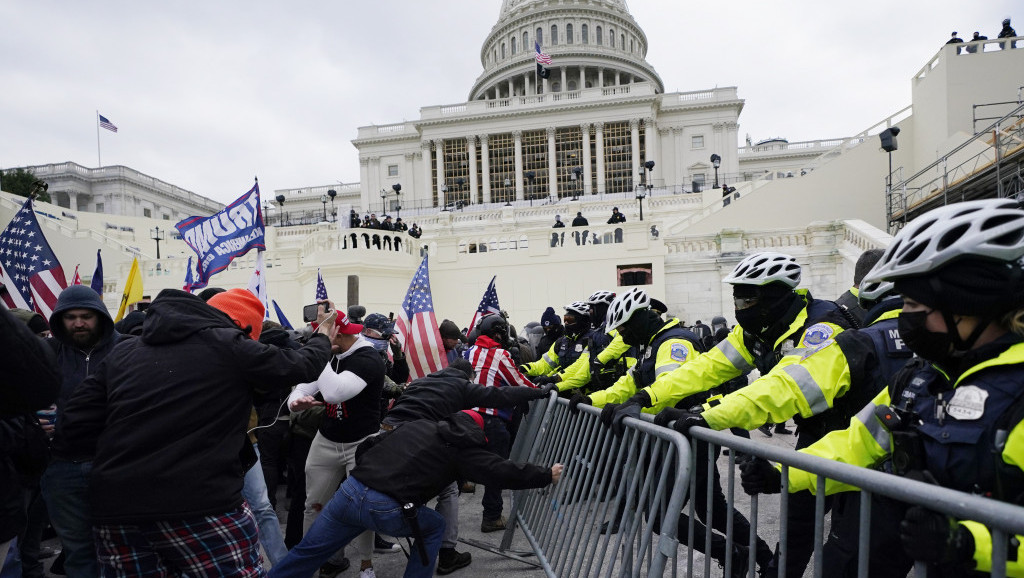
{"left": 460, "top": 392, "right": 693, "bottom": 578}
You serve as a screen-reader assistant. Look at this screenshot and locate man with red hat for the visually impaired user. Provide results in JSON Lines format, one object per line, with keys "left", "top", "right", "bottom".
{"left": 270, "top": 410, "right": 562, "bottom": 578}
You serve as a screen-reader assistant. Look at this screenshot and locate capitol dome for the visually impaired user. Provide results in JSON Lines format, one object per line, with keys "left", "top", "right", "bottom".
{"left": 471, "top": 0, "right": 664, "bottom": 100}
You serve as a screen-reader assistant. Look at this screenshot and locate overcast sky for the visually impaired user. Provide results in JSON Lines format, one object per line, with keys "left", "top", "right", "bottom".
{"left": 1, "top": 1, "right": 1017, "bottom": 205}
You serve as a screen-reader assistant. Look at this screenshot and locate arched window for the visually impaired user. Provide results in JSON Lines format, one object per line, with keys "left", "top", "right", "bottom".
{"left": 552, "top": 81, "right": 561, "bottom": 92}
{"left": 523, "top": 31, "right": 529, "bottom": 50}
{"left": 566, "top": 23, "right": 574, "bottom": 44}
{"left": 536, "top": 27, "right": 543, "bottom": 46}
{"left": 511, "top": 36, "right": 517, "bottom": 55}
{"left": 596, "top": 26, "right": 602, "bottom": 45}
{"left": 582, "top": 24, "right": 589, "bottom": 44}
{"left": 568, "top": 80, "right": 577, "bottom": 91}
{"left": 609, "top": 29, "right": 615, "bottom": 47}
{"left": 501, "top": 42, "right": 505, "bottom": 59}
{"left": 551, "top": 24, "right": 558, "bottom": 45}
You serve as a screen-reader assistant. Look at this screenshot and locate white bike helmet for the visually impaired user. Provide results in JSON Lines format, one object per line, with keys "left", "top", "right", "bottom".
{"left": 586, "top": 290, "right": 616, "bottom": 305}
{"left": 857, "top": 279, "right": 896, "bottom": 306}
{"left": 564, "top": 301, "right": 590, "bottom": 317}
{"left": 723, "top": 252, "right": 802, "bottom": 287}
{"left": 862, "top": 199, "right": 1024, "bottom": 285}
{"left": 606, "top": 288, "right": 651, "bottom": 331}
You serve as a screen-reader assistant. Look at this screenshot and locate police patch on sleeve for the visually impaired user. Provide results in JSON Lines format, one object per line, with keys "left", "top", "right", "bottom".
{"left": 946, "top": 385, "right": 988, "bottom": 421}
{"left": 670, "top": 343, "right": 688, "bottom": 362}
{"left": 802, "top": 323, "right": 835, "bottom": 346}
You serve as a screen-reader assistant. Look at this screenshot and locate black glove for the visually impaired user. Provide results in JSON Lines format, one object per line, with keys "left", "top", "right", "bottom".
{"left": 739, "top": 458, "right": 782, "bottom": 495}
{"left": 607, "top": 392, "right": 651, "bottom": 436}
{"left": 671, "top": 412, "right": 708, "bottom": 437}
{"left": 536, "top": 383, "right": 557, "bottom": 397}
{"left": 569, "top": 393, "right": 592, "bottom": 414}
{"left": 532, "top": 375, "right": 558, "bottom": 386}
{"left": 899, "top": 506, "right": 975, "bottom": 567}
{"left": 653, "top": 407, "right": 690, "bottom": 428}
{"left": 600, "top": 403, "right": 620, "bottom": 427}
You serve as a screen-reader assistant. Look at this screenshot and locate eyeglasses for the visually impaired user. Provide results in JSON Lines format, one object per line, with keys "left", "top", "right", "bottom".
{"left": 734, "top": 296, "right": 760, "bottom": 311}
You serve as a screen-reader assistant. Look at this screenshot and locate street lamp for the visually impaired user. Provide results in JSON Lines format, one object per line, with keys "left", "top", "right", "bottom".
{"left": 327, "top": 189, "right": 337, "bottom": 222}
{"left": 503, "top": 178, "right": 512, "bottom": 206}
{"left": 526, "top": 171, "right": 536, "bottom": 207}
{"left": 455, "top": 178, "right": 466, "bottom": 211}
{"left": 710, "top": 154, "right": 721, "bottom": 189}
{"left": 391, "top": 183, "right": 402, "bottom": 219}
{"left": 150, "top": 226, "right": 165, "bottom": 259}
{"left": 879, "top": 127, "right": 901, "bottom": 195}
{"left": 440, "top": 184, "right": 449, "bottom": 211}
{"left": 635, "top": 184, "right": 647, "bottom": 221}
{"left": 275, "top": 194, "right": 286, "bottom": 226}
{"left": 320, "top": 195, "right": 328, "bottom": 222}
{"left": 642, "top": 160, "right": 655, "bottom": 194}
{"left": 571, "top": 167, "right": 583, "bottom": 201}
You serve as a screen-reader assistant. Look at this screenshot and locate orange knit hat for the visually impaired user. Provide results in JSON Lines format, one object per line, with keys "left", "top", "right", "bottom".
{"left": 208, "top": 288, "right": 265, "bottom": 340}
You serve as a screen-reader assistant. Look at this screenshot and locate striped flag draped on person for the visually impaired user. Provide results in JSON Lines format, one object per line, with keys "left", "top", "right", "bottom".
{"left": 468, "top": 275, "right": 500, "bottom": 332}
{"left": 395, "top": 255, "right": 447, "bottom": 380}
{"left": 0, "top": 196, "right": 67, "bottom": 318}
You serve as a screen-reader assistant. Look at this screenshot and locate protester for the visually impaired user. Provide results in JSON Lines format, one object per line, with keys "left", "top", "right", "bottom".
{"left": 269, "top": 411, "right": 562, "bottom": 578}
{"left": 54, "top": 288, "right": 336, "bottom": 577}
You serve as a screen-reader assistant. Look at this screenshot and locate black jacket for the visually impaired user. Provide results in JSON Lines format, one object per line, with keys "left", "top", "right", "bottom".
{"left": 383, "top": 366, "right": 545, "bottom": 426}
{"left": 352, "top": 412, "right": 551, "bottom": 505}
{"left": 1, "top": 307, "right": 60, "bottom": 541}
{"left": 56, "top": 289, "right": 333, "bottom": 523}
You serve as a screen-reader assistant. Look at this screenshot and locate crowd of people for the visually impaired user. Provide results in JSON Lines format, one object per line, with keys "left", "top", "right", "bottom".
{"left": 348, "top": 210, "right": 422, "bottom": 238}
{"left": 3, "top": 198, "right": 1024, "bottom": 577}
{"left": 944, "top": 17, "right": 1017, "bottom": 51}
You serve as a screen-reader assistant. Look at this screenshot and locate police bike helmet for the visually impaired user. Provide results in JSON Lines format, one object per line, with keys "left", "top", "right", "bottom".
{"left": 586, "top": 290, "right": 616, "bottom": 305}
{"left": 565, "top": 301, "right": 590, "bottom": 317}
{"left": 605, "top": 287, "right": 651, "bottom": 332}
{"left": 723, "top": 252, "right": 802, "bottom": 287}
{"left": 857, "top": 279, "right": 896, "bottom": 309}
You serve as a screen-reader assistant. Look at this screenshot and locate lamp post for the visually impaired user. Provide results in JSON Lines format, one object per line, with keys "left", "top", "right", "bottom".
{"left": 571, "top": 167, "right": 582, "bottom": 201}
{"left": 327, "top": 189, "right": 337, "bottom": 222}
{"left": 710, "top": 154, "right": 721, "bottom": 189}
{"left": 879, "top": 127, "right": 901, "bottom": 195}
{"left": 440, "top": 184, "right": 449, "bottom": 211}
{"left": 275, "top": 194, "right": 286, "bottom": 226}
{"left": 526, "top": 171, "right": 536, "bottom": 207}
{"left": 455, "top": 177, "right": 465, "bottom": 210}
{"left": 320, "top": 195, "right": 328, "bottom": 222}
{"left": 391, "top": 183, "right": 402, "bottom": 219}
{"left": 503, "top": 178, "right": 512, "bottom": 206}
{"left": 380, "top": 189, "right": 388, "bottom": 215}
{"left": 642, "top": 160, "right": 655, "bottom": 194}
{"left": 150, "top": 226, "right": 165, "bottom": 259}
{"left": 635, "top": 185, "right": 647, "bottom": 222}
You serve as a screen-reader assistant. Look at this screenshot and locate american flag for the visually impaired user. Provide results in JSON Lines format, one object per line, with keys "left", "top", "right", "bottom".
{"left": 395, "top": 255, "right": 447, "bottom": 380}
{"left": 0, "top": 197, "right": 67, "bottom": 318}
{"left": 71, "top": 265, "right": 82, "bottom": 286}
{"left": 90, "top": 249, "right": 104, "bottom": 296}
{"left": 468, "top": 275, "right": 500, "bottom": 333}
{"left": 315, "top": 269, "right": 328, "bottom": 300}
{"left": 247, "top": 250, "right": 270, "bottom": 319}
{"left": 98, "top": 114, "right": 118, "bottom": 133}
{"left": 535, "top": 42, "right": 552, "bottom": 65}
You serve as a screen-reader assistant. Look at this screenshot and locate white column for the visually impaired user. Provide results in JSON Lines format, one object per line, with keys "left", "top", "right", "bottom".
{"left": 513, "top": 130, "right": 524, "bottom": 201}
{"left": 369, "top": 157, "right": 381, "bottom": 209}
{"left": 615, "top": 70, "right": 621, "bottom": 85}
{"left": 467, "top": 136, "right": 479, "bottom": 204}
{"left": 480, "top": 134, "right": 492, "bottom": 204}
{"left": 581, "top": 123, "right": 592, "bottom": 195}
{"left": 360, "top": 158, "right": 370, "bottom": 211}
{"left": 595, "top": 122, "right": 606, "bottom": 194}
{"left": 560, "top": 67, "right": 567, "bottom": 92}
{"left": 579, "top": 66, "right": 585, "bottom": 90}
{"left": 644, "top": 117, "right": 656, "bottom": 183}
{"left": 598, "top": 68, "right": 604, "bottom": 88}
{"left": 420, "top": 141, "right": 433, "bottom": 206}
{"left": 507, "top": 79, "right": 514, "bottom": 98}
{"left": 433, "top": 138, "right": 445, "bottom": 197}
{"left": 524, "top": 72, "right": 532, "bottom": 97}
{"left": 543, "top": 76, "right": 549, "bottom": 94}
{"left": 629, "top": 119, "right": 641, "bottom": 187}
{"left": 547, "top": 126, "right": 558, "bottom": 199}
{"left": 68, "top": 191, "right": 79, "bottom": 211}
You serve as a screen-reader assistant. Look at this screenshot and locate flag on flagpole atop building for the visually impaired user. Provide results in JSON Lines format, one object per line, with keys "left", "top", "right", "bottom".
{"left": 115, "top": 257, "right": 143, "bottom": 322}
{"left": 98, "top": 114, "right": 118, "bottom": 133}
{"left": 247, "top": 250, "right": 270, "bottom": 319}
{"left": 272, "top": 300, "right": 293, "bottom": 330}
{"left": 315, "top": 269, "right": 328, "bottom": 300}
{"left": 0, "top": 196, "right": 68, "bottom": 318}
{"left": 468, "top": 276, "right": 500, "bottom": 332}
{"left": 395, "top": 255, "right": 447, "bottom": 380}
{"left": 90, "top": 250, "right": 104, "bottom": 296}
{"left": 71, "top": 266, "right": 82, "bottom": 286}
{"left": 535, "top": 41, "right": 552, "bottom": 80}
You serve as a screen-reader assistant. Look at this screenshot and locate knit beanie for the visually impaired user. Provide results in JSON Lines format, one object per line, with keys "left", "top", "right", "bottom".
{"left": 439, "top": 319, "right": 466, "bottom": 342}
{"left": 208, "top": 288, "right": 265, "bottom": 340}
{"left": 460, "top": 410, "right": 485, "bottom": 431}
{"left": 541, "top": 306, "right": 561, "bottom": 328}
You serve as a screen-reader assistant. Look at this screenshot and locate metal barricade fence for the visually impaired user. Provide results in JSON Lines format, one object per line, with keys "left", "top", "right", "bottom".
{"left": 477, "top": 394, "right": 693, "bottom": 577}
{"left": 684, "top": 426, "right": 1024, "bottom": 578}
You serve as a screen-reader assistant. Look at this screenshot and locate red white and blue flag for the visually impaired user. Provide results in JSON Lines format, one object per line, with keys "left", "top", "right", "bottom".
{"left": 315, "top": 269, "right": 328, "bottom": 300}
{"left": 0, "top": 197, "right": 67, "bottom": 318}
{"left": 247, "top": 250, "right": 270, "bottom": 319}
{"left": 468, "top": 275, "right": 500, "bottom": 332}
{"left": 535, "top": 42, "right": 552, "bottom": 65}
{"left": 176, "top": 182, "right": 264, "bottom": 287}
{"left": 396, "top": 255, "right": 447, "bottom": 380}
{"left": 98, "top": 114, "right": 118, "bottom": 133}
{"left": 90, "top": 249, "right": 104, "bottom": 296}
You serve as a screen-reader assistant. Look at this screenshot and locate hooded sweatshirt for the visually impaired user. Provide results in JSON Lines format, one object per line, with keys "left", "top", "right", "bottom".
{"left": 55, "top": 289, "right": 333, "bottom": 523}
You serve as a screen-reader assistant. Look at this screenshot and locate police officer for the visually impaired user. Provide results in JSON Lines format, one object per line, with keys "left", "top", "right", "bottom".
{"left": 607, "top": 251, "right": 853, "bottom": 576}
{"left": 554, "top": 291, "right": 635, "bottom": 395}
{"left": 741, "top": 199, "right": 1024, "bottom": 577}
{"left": 522, "top": 302, "right": 590, "bottom": 380}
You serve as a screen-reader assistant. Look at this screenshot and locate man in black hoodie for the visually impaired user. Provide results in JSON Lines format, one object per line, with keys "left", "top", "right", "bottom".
{"left": 270, "top": 411, "right": 561, "bottom": 578}
{"left": 39, "top": 284, "right": 122, "bottom": 578}
{"left": 55, "top": 288, "right": 336, "bottom": 576}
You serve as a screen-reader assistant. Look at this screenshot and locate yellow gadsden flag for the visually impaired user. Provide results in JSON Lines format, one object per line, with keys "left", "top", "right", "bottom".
{"left": 115, "top": 257, "right": 144, "bottom": 322}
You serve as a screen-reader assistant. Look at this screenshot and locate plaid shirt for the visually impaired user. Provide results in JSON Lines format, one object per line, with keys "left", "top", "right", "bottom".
{"left": 468, "top": 335, "right": 535, "bottom": 420}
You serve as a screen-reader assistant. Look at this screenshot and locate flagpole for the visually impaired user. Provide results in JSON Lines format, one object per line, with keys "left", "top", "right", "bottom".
{"left": 96, "top": 110, "right": 102, "bottom": 167}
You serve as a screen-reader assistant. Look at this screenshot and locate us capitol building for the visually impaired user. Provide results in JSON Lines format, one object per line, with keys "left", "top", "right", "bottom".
{"left": 5, "top": 0, "right": 1024, "bottom": 327}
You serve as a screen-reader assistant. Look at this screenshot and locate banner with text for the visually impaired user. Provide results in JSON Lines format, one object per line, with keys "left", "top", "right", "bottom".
{"left": 175, "top": 183, "right": 265, "bottom": 286}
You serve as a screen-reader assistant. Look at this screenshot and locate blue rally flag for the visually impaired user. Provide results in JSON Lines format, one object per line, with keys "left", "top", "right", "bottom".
{"left": 175, "top": 183, "right": 265, "bottom": 287}
{"left": 90, "top": 249, "right": 104, "bottom": 296}
{"left": 272, "top": 299, "right": 294, "bottom": 330}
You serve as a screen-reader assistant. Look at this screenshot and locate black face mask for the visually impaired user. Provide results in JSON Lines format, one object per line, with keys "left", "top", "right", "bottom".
{"left": 898, "top": 310, "right": 955, "bottom": 368}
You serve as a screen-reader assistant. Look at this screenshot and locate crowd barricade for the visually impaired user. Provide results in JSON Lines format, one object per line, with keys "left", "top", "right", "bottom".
{"left": 464, "top": 394, "right": 692, "bottom": 577}
{"left": 683, "top": 426, "right": 1024, "bottom": 578}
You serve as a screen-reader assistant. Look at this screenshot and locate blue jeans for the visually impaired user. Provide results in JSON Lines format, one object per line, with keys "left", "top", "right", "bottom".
{"left": 242, "top": 445, "right": 289, "bottom": 566}
{"left": 269, "top": 477, "right": 444, "bottom": 578}
{"left": 41, "top": 459, "right": 97, "bottom": 578}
